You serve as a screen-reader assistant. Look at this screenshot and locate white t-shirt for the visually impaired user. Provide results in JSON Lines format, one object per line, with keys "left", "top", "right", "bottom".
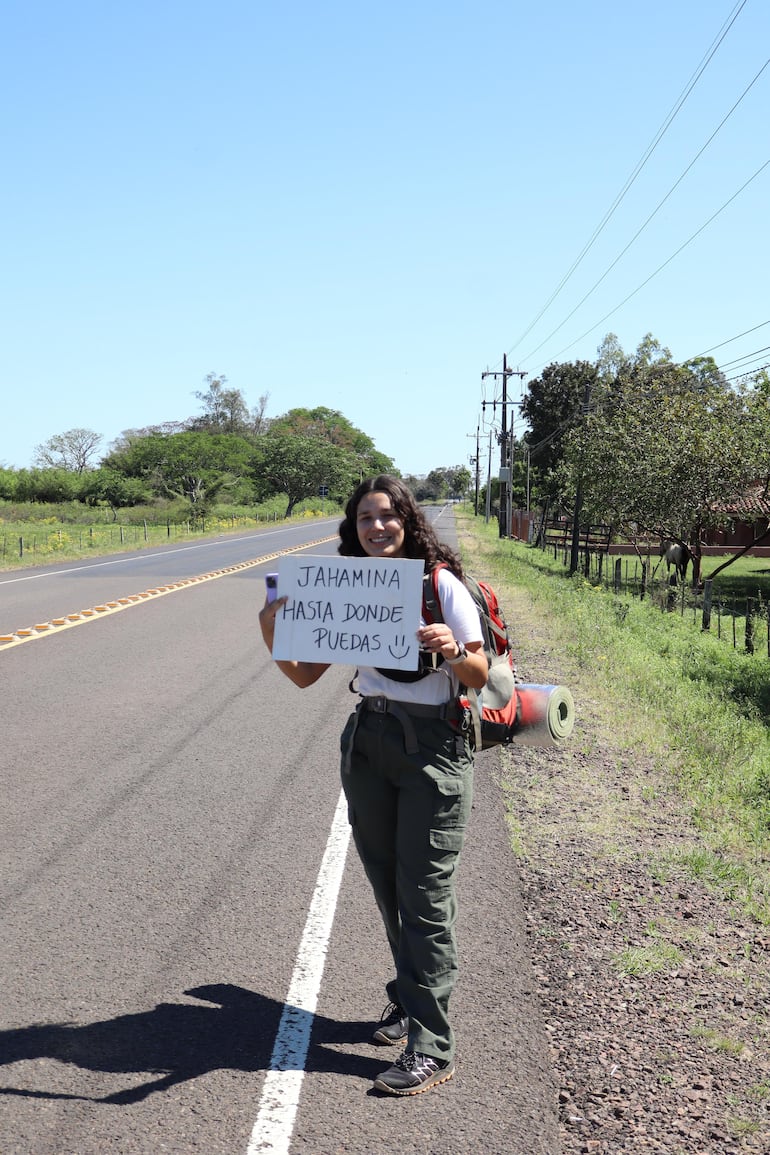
{"left": 356, "top": 567, "right": 483, "bottom": 706}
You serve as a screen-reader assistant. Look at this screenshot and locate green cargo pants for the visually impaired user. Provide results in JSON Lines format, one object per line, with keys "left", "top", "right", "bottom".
{"left": 340, "top": 694, "right": 474, "bottom": 1062}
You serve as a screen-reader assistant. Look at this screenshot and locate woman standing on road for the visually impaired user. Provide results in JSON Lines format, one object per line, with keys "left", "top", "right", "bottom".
{"left": 258, "top": 475, "right": 487, "bottom": 1096}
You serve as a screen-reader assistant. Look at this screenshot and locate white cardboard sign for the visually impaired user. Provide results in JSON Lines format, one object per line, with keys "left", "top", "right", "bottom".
{"left": 271, "top": 554, "right": 425, "bottom": 669}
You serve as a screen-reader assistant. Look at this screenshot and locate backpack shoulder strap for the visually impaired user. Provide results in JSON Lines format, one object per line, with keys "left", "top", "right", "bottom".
{"left": 423, "top": 563, "right": 483, "bottom": 747}
{"left": 423, "top": 562, "right": 447, "bottom": 625}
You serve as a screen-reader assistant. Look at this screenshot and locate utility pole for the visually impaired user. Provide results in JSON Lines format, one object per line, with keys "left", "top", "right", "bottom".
{"left": 481, "top": 355, "right": 527, "bottom": 537}
{"left": 569, "top": 376, "right": 594, "bottom": 575}
{"left": 484, "top": 428, "right": 493, "bottom": 524}
{"left": 467, "top": 425, "right": 480, "bottom": 515}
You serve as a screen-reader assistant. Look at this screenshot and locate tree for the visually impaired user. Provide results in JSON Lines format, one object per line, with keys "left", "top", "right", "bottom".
{"left": 560, "top": 360, "right": 766, "bottom": 585}
{"left": 254, "top": 434, "right": 358, "bottom": 517}
{"left": 107, "top": 423, "right": 187, "bottom": 456}
{"left": 508, "top": 436, "right": 529, "bottom": 509}
{"left": 448, "top": 466, "right": 471, "bottom": 499}
{"left": 267, "top": 407, "right": 394, "bottom": 477}
{"left": 519, "top": 361, "right": 598, "bottom": 495}
{"left": 103, "top": 431, "right": 257, "bottom": 520}
{"left": 14, "top": 468, "right": 81, "bottom": 503}
{"left": 595, "top": 332, "right": 629, "bottom": 383}
{"left": 191, "top": 372, "right": 253, "bottom": 436}
{"left": 522, "top": 336, "right": 678, "bottom": 507}
{"left": 188, "top": 372, "right": 270, "bottom": 439}
{"left": 0, "top": 468, "right": 18, "bottom": 500}
{"left": 78, "top": 469, "right": 151, "bottom": 519}
{"left": 249, "top": 392, "right": 271, "bottom": 437}
{"left": 423, "top": 469, "right": 450, "bottom": 500}
{"left": 33, "top": 428, "right": 103, "bottom": 473}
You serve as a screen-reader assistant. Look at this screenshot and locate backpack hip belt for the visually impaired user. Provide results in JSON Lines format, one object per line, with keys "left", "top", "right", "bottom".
{"left": 358, "top": 695, "right": 465, "bottom": 755}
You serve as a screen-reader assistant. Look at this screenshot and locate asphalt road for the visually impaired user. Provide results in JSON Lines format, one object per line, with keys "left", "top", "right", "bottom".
{"left": 0, "top": 518, "right": 342, "bottom": 639}
{"left": 0, "top": 510, "right": 559, "bottom": 1154}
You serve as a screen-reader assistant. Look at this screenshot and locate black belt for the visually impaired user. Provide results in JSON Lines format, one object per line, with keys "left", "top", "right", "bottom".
{"left": 358, "top": 695, "right": 458, "bottom": 754}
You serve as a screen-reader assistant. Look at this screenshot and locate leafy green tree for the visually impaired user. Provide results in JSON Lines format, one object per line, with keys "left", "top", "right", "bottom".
{"left": 595, "top": 331, "right": 629, "bottom": 382}
{"left": 409, "top": 466, "right": 471, "bottom": 502}
{"left": 254, "top": 434, "right": 358, "bottom": 517}
{"left": 508, "top": 436, "right": 529, "bottom": 509}
{"left": 519, "top": 360, "right": 597, "bottom": 496}
{"left": 423, "top": 469, "right": 450, "bottom": 500}
{"left": 14, "top": 468, "right": 81, "bottom": 503}
{"left": 448, "top": 466, "right": 471, "bottom": 499}
{"left": 78, "top": 469, "right": 151, "bottom": 519}
{"left": 0, "top": 468, "right": 18, "bottom": 500}
{"left": 523, "top": 335, "right": 680, "bottom": 508}
{"left": 268, "top": 407, "right": 394, "bottom": 478}
{"left": 561, "top": 362, "right": 766, "bottom": 584}
{"left": 103, "top": 431, "right": 256, "bottom": 521}
{"left": 32, "top": 428, "right": 103, "bottom": 473}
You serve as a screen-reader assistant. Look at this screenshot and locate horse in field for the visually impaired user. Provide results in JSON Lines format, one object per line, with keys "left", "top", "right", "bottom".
{"left": 660, "top": 539, "right": 691, "bottom": 583}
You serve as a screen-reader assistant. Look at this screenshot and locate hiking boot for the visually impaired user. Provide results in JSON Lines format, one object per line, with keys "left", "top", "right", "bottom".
{"left": 373, "top": 1049, "right": 455, "bottom": 1096}
{"left": 372, "top": 1001, "right": 409, "bottom": 1045}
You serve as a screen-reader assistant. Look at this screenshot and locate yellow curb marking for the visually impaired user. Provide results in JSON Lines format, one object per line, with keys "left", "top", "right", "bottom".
{"left": 0, "top": 536, "right": 336, "bottom": 652}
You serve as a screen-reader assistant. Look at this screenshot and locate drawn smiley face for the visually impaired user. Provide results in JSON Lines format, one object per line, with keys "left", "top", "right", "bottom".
{"left": 387, "top": 634, "right": 412, "bottom": 661}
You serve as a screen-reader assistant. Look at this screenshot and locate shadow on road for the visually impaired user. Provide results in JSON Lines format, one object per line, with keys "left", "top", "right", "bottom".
{"left": 0, "top": 982, "right": 381, "bottom": 1104}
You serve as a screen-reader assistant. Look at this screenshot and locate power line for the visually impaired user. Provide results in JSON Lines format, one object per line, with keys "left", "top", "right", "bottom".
{"left": 527, "top": 154, "right": 770, "bottom": 373}
{"left": 504, "top": 0, "right": 748, "bottom": 360}
{"left": 692, "top": 318, "right": 770, "bottom": 358}
{"left": 519, "top": 54, "right": 770, "bottom": 365}
{"left": 726, "top": 361, "right": 770, "bottom": 384}
{"left": 719, "top": 344, "right": 770, "bottom": 370}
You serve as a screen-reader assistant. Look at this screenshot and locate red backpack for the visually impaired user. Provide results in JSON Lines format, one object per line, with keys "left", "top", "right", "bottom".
{"left": 423, "top": 564, "right": 519, "bottom": 749}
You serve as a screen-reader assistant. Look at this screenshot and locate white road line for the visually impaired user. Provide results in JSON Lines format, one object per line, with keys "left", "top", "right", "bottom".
{"left": 0, "top": 523, "right": 338, "bottom": 586}
{"left": 247, "top": 789, "right": 351, "bottom": 1155}
{"left": 0, "top": 538, "right": 338, "bottom": 648}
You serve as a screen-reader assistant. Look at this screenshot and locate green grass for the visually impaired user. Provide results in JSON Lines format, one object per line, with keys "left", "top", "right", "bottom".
{"left": 0, "top": 498, "right": 338, "bottom": 570}
{"left": 690, "top": 1024, "right": 746, "bottom": 1056}
{"left": 457, "top": 512, "right": 770, "bottom": 923}
{"left": 700, "top": 554, "right": 770, "bottom": 600}
{"left": 612, "top": 940, "right": 684, "bottom": 976}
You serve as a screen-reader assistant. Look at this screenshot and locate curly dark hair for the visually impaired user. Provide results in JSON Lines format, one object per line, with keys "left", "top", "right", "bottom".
{"left": 338, "top": 475, "right": 464, "bottom": 579}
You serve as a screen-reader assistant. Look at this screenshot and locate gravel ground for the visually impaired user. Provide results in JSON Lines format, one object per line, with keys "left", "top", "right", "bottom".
{"left": 491, "top": 571, "right": 770, "bottom": 1155}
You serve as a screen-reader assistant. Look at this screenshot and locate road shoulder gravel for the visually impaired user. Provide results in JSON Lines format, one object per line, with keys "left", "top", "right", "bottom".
{"left": 464, "top": 527, "right": 770, "bottom": 1155}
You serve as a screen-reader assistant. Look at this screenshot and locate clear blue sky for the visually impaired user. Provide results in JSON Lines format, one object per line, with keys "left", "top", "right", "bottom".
{"left": 2, "top": 0, "right": 768, "bottom": 478}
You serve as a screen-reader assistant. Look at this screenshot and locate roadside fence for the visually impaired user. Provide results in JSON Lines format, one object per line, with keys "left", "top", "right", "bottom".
{"left": 543, "top": 539, "right": 770, "bottom": 658}
{"left": 1, "top": 512, "right": 288, "bottom": 563}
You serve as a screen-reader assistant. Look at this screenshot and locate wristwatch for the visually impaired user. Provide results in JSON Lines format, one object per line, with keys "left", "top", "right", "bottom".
{"left": 446, "top": 640, "right": 468, "bottom": 665}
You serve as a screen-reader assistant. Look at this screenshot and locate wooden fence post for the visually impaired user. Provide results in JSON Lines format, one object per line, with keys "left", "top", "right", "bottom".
{"left": 666, "top": 574, "right": 677, "bottom": 613}
{"left": 702, "top": 579, "right": 713, "bottom": 631}
{"left": 746, "top": 597, "right": 755, "bottom": 655}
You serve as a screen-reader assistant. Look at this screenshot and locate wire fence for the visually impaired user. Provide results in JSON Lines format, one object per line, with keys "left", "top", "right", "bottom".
{"left": 544, "top": 540, "right": 770, "bottom": 658}
{"left": 0, "top": 512, "right": 288, "bottom": 565}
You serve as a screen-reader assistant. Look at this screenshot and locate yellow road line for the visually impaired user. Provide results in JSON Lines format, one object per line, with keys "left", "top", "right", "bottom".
{"left": 0, "top": 537, "right": 336, "bottom": 651}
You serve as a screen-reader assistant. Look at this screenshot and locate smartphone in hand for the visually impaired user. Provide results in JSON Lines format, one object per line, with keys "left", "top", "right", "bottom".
{"left": 265, "top": 573, "right": 279, "bottom": 603}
